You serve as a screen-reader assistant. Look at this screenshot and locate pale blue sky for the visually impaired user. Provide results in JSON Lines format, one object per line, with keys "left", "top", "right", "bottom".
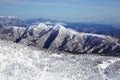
{"left": 0, "top": 0, "right": 120, "bottom": 24}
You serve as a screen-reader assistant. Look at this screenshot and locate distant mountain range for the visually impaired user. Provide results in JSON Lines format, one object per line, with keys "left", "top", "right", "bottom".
{"left": 0, "top": 16, "right": 120, "bottom": 56}
{"left": 0, "top": 16, "right": 120, "bottom": 39}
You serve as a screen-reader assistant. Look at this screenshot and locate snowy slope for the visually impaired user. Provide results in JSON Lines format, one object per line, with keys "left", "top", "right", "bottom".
{"left": 0, "top": 39, "right": 120, "bottom": 80}
{"left": 0, "top": 25, "right": 26, "bottom": 41}
{"left": 16, "top": 23, "right": 120, "bottom": 55}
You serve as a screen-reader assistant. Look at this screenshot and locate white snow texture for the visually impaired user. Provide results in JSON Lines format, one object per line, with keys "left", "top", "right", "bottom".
{"left": 0, "top": 40, "right": 120, "bottom": 80}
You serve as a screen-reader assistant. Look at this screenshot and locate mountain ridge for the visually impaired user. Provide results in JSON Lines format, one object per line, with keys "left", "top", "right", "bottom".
{"left": 0, "top": 16, "right": 120, "bottom": 56}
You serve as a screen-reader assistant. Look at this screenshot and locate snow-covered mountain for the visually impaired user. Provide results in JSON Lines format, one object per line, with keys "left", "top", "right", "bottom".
{"left": 0, "top": 39, "right": 120, "bottom": 80}
{"left": 0, "top": 22, "right": 120, "bottom": 56}
{"left": 0, "top": 17, "right": 120, "bottom": 80}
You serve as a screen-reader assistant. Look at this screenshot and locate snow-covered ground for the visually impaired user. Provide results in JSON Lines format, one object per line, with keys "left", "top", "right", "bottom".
{"left": 0, "top": 40, "right": 120, "bottom": 80}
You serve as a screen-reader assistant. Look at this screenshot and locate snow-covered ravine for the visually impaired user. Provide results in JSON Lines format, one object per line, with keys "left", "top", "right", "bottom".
{"left": 0, "top": 40, "right": 120, "bottom": 80}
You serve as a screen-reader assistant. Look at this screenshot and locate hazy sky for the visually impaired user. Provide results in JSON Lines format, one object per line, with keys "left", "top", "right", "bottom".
{"left": 0, "top": 0, "right": 120, "bottom": 24}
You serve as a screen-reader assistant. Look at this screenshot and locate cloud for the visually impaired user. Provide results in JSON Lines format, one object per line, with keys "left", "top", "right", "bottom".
{"left": 0, "top": 0, "right": 69, "bottom": 7}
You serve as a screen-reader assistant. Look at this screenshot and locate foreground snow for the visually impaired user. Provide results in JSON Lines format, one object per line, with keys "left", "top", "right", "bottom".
{"left": 0, "top": 40, "right": 120, "bottom": 80}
